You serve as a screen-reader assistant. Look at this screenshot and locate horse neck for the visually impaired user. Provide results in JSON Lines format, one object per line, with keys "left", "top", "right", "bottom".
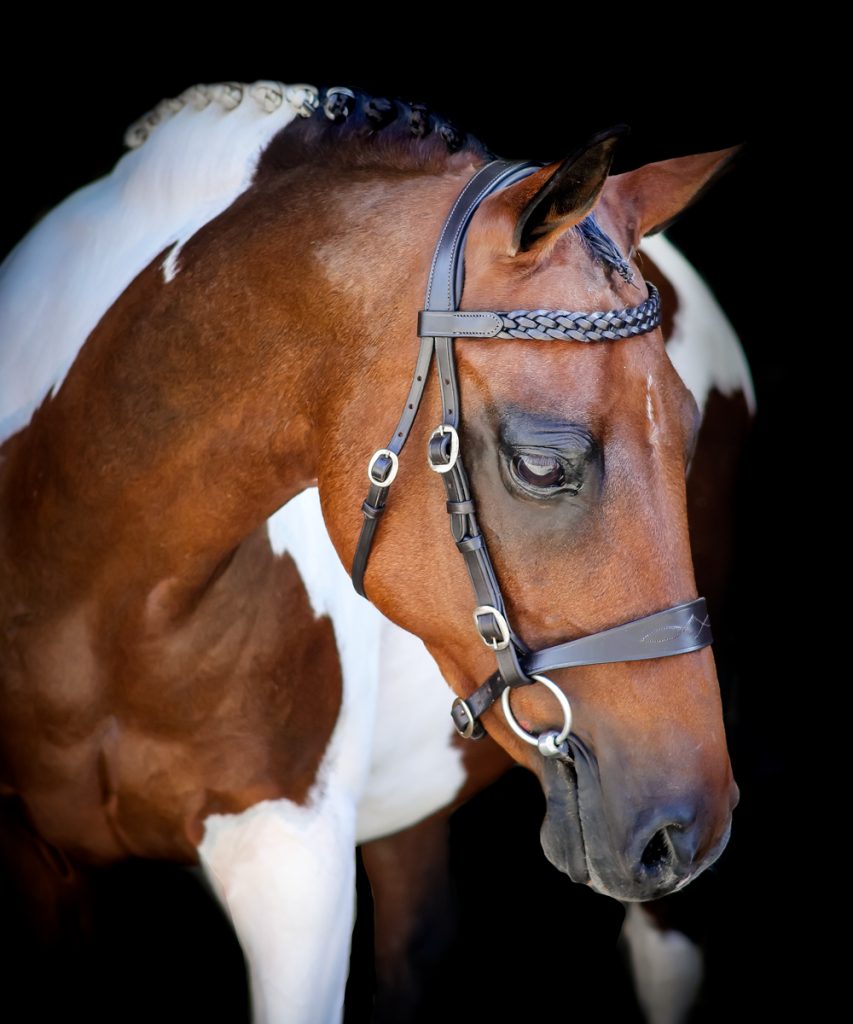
{"left": 1, "top": 161, "right": 468, "bottom": 613}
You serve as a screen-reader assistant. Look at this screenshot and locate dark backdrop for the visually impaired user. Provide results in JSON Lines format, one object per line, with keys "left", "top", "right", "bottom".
{"left": 3, "top": 48, "right": 810, "bottom": 1022}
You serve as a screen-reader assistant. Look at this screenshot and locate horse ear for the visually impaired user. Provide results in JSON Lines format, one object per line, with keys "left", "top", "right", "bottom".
{"left": 605, "top": 146, "right": 741, "bottom": 245}
{"left": 504, "top": 127, "right": 628, "bottom": 256}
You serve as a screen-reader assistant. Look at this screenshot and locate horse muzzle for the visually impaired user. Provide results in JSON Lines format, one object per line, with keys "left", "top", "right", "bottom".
{"left": 539, "top": 735, "right": 738, "bottom": 901}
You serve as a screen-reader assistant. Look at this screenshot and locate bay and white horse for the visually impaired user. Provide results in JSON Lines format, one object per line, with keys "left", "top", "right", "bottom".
{"left": 0, "top": 80, "right": 752, "bottom": 1022}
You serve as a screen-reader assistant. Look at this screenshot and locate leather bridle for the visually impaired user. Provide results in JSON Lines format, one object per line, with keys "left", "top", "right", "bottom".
{"left": 352, "top": 159, "right": 713, "bottom": 758}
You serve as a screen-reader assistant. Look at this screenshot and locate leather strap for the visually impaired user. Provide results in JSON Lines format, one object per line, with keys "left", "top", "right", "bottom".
{"left": 450, "top": 598, "right": 712, "bottom": 736}
{"left": 417, "top": 285, "right": 662, "bottom": 342}
{"left": 352, "top": 159, "right": 541, "bottom": 597}
{"left": 422, "top": 162, "right": 543, "bottom": 696}
{"left": 351, "top": 333, "right": 435, "bottom": 596}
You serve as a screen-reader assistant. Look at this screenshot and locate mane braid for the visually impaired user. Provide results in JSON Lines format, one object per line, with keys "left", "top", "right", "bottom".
{"left": 255, "top": 85, "right": 493, "bottom": 176}
{"left": 123, "top": 80, "right": 632, "bottom": 285}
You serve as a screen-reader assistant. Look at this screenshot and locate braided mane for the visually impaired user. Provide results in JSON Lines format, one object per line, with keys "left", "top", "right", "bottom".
{"left": 125, "top": 80, "right": 630, "bottom": 279}
{"left": 126, "top": 81, "right": 492, "bottom": 173}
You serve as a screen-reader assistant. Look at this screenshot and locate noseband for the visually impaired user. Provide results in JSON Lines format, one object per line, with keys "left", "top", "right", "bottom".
{"left": 352, "top": 159, "right": 712, "bottom": 757}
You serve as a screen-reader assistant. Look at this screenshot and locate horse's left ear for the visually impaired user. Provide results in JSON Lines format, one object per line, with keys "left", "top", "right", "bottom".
{"left": 489, "top": 127, "right": 628, "bottom": 257}
{"left": 604, "top": 146, "right": 741, "bottom": 247}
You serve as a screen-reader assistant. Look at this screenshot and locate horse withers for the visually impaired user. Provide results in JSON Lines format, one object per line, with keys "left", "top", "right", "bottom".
{"left": 0, "top": 80, "right": 745, "bottom": 1020}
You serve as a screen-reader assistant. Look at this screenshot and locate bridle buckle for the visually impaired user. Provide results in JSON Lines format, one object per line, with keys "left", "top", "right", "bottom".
{"left": 451, "top": 697, "right": 478, "bottom": 739}
{"left": 473, "top": 605, "right": 510, "bottom": 651}
{"left": 367, "top": 448, "right": 399, "bottom": 487}
{"left": 427, "top": 425, "right": 459, "bottom": 474}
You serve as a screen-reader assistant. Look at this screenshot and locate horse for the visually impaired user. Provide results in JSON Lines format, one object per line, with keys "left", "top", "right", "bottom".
{"left": 0, "top": 80, "right": 749, "bottom": 1022}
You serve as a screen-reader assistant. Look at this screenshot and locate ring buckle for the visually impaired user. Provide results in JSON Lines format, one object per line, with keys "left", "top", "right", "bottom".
{"left": 427, "top": 425, "right": 460, "bottom": 474}
{"left": 473, "top": 605, "right": 511, "bottom": 651}
{"left": 501, "top": 674, "right": 572, "bottom": 758}
{"left": 367, "top": 449, "right": 399, "bottom": 488}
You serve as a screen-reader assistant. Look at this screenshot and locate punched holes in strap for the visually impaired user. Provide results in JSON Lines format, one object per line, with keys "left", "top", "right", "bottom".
{"left": 352, "top": 160, "right": 540, "bottom": 598}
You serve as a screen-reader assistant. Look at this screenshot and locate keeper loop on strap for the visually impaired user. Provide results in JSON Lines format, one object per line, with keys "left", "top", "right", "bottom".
{"left": 360, "top": 500, "right": 385, "bottom": 521}
{"left": 446, "top": 498, "right": 476, "bottom": 516}
{"left": 457, "top": 535, "right": 485, "bottom": 554}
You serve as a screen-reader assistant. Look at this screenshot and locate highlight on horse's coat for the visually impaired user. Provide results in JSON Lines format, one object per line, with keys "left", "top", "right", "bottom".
{"left": 0, "top": 79, "right": 753, "bottom": 1022}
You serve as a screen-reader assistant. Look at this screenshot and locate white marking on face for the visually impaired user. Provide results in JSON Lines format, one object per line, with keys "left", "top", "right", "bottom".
{"left": 0, "top": 82, "right": 305, "bottom": 446}
{"left": 640, "top": 234, "right": 756, "bottom": 416}
{"left": 645, "top": 371, "right": 659, "bottom": 445}
{"left": 161, "top": 241, "right": 182, "bottom": 283}
{"left": 621, "top": 902, "right": 704, "bottom": 1024}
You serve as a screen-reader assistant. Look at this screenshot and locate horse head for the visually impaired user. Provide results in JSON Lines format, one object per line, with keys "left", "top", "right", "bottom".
{"left": 315, "top": 121, "right": 739, "bottom": 901}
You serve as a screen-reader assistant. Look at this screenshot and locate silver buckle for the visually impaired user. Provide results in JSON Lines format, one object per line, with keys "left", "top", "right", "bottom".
{"left": 501, "top": 674, "right": 572, "bottom": 758}
{"left": 367, "top": 449, "right": 399, "bottom": 488}
{"left": 451, "top": 697, "right": 477, "bottom": 739}
{"left": 427, "top": 425, "right": 460, "bottom": 474}
{"left": 473, "top": 605, "right": 510, "bottom": 651}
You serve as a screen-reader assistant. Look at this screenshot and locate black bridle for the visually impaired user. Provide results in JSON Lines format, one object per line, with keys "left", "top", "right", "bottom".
{"left": 352, "top": 159, "right": 712, "bottom": 757}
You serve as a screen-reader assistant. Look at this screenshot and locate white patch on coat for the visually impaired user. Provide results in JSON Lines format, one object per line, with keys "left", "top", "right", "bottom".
{"left": 0, "top": 82, "right": 305, "bottom": 446}
{"left": 201, "top": 488, "right": 381, "bottom": 1024}
{"left": 621, "top": 903, "right": 704, "bottom": 1024}
{"left": 265, "top": 488, "right": 381, "bottom": 804}
{"left": 267, "top": 488, "right": 465, "bottom": 843}
{"left": 640, "top": 234, "right": 756, "bottom": 415}
{"left": 199, "top": 794, "right": 357, "bottom": 1024}
{"left": 199, "top": 489, "right": 464, "bottom": 1021}
{"left": 357, "top": 616, "right": 464, "bottom": 843}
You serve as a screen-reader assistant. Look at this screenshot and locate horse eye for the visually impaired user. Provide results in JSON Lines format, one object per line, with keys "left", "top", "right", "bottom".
{"left": 512, "top": 453, "right": 565, "bottom": 489}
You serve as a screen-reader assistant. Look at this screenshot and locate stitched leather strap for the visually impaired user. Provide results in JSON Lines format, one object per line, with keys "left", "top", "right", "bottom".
{"left": 418, "top": 286, "right": 662, "bottom": 342}
{"left": 450, "top": 598, "right": 712, "bottom": 736}
{"left": 351, "top": 334, "right": 435, "bottom": 596}
{"left": 352, "top": 160, "right": 541, "bottom": 597}
{"left": 423, "top": 162, "right": 543, "bottom": 695}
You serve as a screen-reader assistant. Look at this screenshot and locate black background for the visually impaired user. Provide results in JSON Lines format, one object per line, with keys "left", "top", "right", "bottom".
{"left": 3, "top": 44, "right": 812, "bottom": 1022}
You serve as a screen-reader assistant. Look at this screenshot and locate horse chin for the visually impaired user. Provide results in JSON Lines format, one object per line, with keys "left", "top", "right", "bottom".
{"left": 539, "top": 756, "right": 590, "bottom": 885}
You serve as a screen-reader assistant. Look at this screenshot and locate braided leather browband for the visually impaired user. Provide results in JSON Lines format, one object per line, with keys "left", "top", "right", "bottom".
{"left": 418, "top": 288, "right": 661, "bottom": 343}
{"left": 352, "top": 158, "right": 712, "bottom": 754}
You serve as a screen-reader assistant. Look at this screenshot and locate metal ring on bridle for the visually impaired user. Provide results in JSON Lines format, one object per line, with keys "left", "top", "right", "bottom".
{"left": 367, "top": 449, "right": 399, "bottom": 487}
{"left": 501, "top": 674, "right": 572, "bottom": 748}
{"left": 427, "top": 425, "right": 459, "bottom": 474}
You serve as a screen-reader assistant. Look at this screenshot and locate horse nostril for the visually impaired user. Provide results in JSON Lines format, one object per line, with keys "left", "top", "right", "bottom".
{"left": 640, "top": 827, "right": 673, "bottom": 874}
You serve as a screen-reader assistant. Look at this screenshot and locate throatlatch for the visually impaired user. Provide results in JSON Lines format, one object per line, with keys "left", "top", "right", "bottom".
{"left": 352, "top": 159, "right": 712, "bottom": 756}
